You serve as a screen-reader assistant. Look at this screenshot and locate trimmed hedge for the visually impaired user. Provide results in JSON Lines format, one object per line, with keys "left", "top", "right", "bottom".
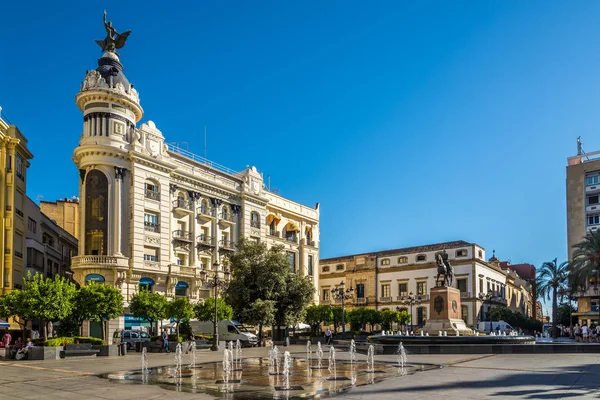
{"left": 44, "top": 336, "right": 105, "bottom": 347}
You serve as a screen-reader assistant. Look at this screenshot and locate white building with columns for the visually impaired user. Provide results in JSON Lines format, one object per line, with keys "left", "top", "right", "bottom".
{"left": 71, "top": 41, "right": 319, "bottom": 339}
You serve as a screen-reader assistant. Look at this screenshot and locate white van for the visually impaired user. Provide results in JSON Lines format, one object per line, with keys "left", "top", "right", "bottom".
{"left": 190, "top": 320, "right": 258, "bottom": 347}
{"left": 478, "top": 320, "right": 515, "bottom": 334}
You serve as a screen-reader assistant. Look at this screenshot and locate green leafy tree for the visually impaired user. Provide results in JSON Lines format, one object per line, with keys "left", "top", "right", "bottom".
{"left": 26, "top": 273, "right": 77, "bottom": 340}
{"left": 380, "top": 310, "right": 400, "bottom": 331}
{"left": 331, "top": 307, "right": 348, "bottom": 333}
{"left": 557, "top": 302, "right": 577, "bottom": 327}
{"left": 193, "top": 297, "right": 233, "bottom": 322}
{"left": 241, "top": 299, "right": 276, "bottom": 341}
{"left": 304, "top": 305, "right": 333, "bottom": 336}
{"left": 225, "top": 239, "right": 314, "bottom": 340}
{"left": 0, "top": 289, "right": 35, "bottom": 340}
{"left": 537, "top": 258, "right": 568, "bottom": 338}
{"left": 397, "top": 310, "right": 411, "bottom": 328}
{"left": 168, "top": 297, "right": 194, "bottom": 338}
{"left": 364, "top": 308, "right": 382, "bottom": 332}
{"left": 129, "top": 289, "right": 168, "bottom": 334}
{"left": 347, "top": 308, "right": 367, "bottom": 332}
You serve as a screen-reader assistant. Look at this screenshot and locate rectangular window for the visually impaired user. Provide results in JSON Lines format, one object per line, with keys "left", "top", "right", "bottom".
{"left": 15, "top": 191, "right": 23, "bottom": 218}
{"left": 381, "top": 284, "right": 391, "bottom": 298}
{"left": 287, "top": 252, "right": 296, "bottom": 273}
{"left": 307, "top": 255, "right": 313, "bottom": 276}
{"left": 587, "top": 175, "right": 600, "bottom": 185}
{"left": 144, "top": 212, "right": 159, "bottom": 232}
{"left": 15, "top": 154, "right": 24, "bottom": 181}
{"left": 457, "top": 279, "right": 467, "bottom": 293}
{"left": 416, "top": 281, "right": 427, "bottom": 296}
{"left": 27, "top": 218, "right": 37, "bottom": 233}
{"left": 487, "top": 281, "right": 491, "bottom": 293}
{"left": 177, "top": 254, "right": 186, "bottom": 266}
{"left": 589, "top": 195, "right": 600, "bottom": 205}
{"left": 356, "top": 283, "right": 365, "bottom": 298}
{"left": 14, "top": 233, "right": 23, "bottom": 258}
{"left": 589, "top": 214, "right": 600, "bottom": 226}
{"left": 480, "top": 278, "right": 484, "bottom": 294}
{"left": 322, "top": 289, "right": 330, "bottom": 301}
{"left": 143, "top": 247, "right": 159, "bottom": 262}
{"left": 398, "top": 283, "right": 408, "bottom": 297}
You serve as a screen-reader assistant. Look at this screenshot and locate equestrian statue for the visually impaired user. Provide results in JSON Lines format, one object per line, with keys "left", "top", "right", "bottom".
{"left": 435, "top": 249, "right": 454, "bottom": 287}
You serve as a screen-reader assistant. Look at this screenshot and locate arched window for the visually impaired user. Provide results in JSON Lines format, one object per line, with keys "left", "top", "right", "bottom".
{"left": 398, "top": 256, "right": 408, "bottom": 264}
{"left": 381, "top": 258, "right": 390, "bottom": 266}
{"left": 322, "top": 266, "right": 330, "bottom": 273}
{"left": 336, "top": 264, "right": 344, "bottom": 271}
{"left": 306, "top": 227, "right": 313, "bottom": 243}
{"left": 175, "top": 191, "right": 187, "bottom": 208}
{"left": 250, "top": 212, "right": 260, "bottom": 228}
{"left": 85, "top": 170, "right": 108, "bottom": 255}
{"left": 144, "top": 180, "right": 160, "bottom": 201}
{"left": 200, "top": 199, "right": 210, "bottom": 215}
{"left": 416, "top": 254, "right": 426, "bottom": 262}
{"left": 222, "top": 205, "right": 230, "bottom": 220}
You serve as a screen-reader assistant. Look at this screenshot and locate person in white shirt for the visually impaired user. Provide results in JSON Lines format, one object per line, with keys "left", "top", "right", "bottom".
{"left": 582, "top": 324, "right": 589, "bottom": 342}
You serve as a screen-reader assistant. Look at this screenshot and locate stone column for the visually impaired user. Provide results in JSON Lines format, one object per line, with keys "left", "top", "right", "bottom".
{"left": 114, "top": 167, "right": 125, "bottom": 256}
{"left": 78, "top": 169, "right": 86, "bottom": 255}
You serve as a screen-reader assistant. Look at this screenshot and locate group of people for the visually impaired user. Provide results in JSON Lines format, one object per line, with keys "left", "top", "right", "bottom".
{"left": 2, "top": 330, "right": 34, "bottom": 360}
{"left": 572, "top": 323, "right": 600, "bottom": 342}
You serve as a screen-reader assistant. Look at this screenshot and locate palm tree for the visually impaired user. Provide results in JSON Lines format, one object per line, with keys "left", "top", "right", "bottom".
{"left": 570, "top": 229, "right": 600, "bottom": 287}
{"left": 537, "top": 258, "right": 568, "bottom": 338}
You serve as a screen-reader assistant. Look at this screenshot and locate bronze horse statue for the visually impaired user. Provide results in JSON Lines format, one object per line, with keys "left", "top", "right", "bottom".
{"left": 435, "top": 250, "right": 454, "bottom": 287}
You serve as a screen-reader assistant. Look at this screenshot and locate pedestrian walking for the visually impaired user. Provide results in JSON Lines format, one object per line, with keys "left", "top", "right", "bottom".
{"left": 159, "top": 329, "right": 170, "bottom": 353}
{"left": 185, "top": 328, "right": 195, "bottom": 354}
{"left": 2, "top": 330, "right": 12, "bottom": 347}
{"left": 324, "top": 328, "right": 332, "bottom": 345}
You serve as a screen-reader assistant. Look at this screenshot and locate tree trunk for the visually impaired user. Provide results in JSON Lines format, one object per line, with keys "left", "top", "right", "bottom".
{"left": 101, "top": 320, "right": 106, "bottom": 342}
{"left": 258, "top": 324, "right": 263, "bottom": 346}
{"left": 42, "top": 319, "right": 47, "bottom": 341}
{"left": 552, "top": 286, "right": 558, "bottom": 339}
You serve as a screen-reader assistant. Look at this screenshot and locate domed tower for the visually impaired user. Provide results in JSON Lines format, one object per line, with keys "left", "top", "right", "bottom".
{"left": 71, "top": 13, "right": 142, "bottom": 295}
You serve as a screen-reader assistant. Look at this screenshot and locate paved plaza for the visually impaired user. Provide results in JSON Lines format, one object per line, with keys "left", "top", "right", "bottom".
{"left": 0, "top": 344, "right": 599, "bottom": 399}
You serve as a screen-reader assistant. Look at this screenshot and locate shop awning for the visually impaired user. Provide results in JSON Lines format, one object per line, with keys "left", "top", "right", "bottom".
{"left": 286, "top": 221, "right": 300, "bottom": 232}
{"left": 0, "top": 319, "right": 9, "bottom": 328}
{"left": 267, "top": 213, "right": 282, "bottom": 225}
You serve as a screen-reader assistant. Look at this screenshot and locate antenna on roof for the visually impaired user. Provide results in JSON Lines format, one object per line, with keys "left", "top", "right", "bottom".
{"left": 577, "top": 136, "right": 583, "bottom": 155}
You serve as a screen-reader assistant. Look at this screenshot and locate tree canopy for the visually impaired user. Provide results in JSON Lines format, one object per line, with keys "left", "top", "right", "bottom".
{"left": 304, "top": 305, "right": 333, "bottom": 335}
{"left": 193, "top": 297, "right": 233, "bottom": 322}
{"left": 570, "top": 229, "right": 600, "bottom": 286}
{"left": 168, "top": 297, "right": 194, "bottom": 337}
{"left": 129, "top": 288, "right": 168, "bottom": 329}
{"left": 537, "top": 258, "right": 568, "bottom": 338}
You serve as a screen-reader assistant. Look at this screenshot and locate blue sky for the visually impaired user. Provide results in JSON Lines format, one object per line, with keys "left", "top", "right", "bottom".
{"left": 2, "top": 2, "right": 600, "bottom": 285}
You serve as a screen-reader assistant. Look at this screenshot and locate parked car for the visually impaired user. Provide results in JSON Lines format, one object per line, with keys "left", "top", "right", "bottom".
{"left": 113, "top": 330, "right": 151, "bottom": 349}
{"left": 478, "top": 320, "right": 515, "bottom": 334}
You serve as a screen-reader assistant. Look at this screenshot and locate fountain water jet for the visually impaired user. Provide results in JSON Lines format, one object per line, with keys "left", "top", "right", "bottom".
{"left": 349, "top": 339, "right": 356, "bottom": 366}
{"left": 395, "top": 342, "right": 407, "bottom": 368}
{"left": 366, "top": 345, "right": 375, "bottom": 373}
{"left": 174, "top": 343, "right": 182, "bottom": 386}
{"left": 311, "top": 341, "right": 326, "bottom": 369}
{"left": 234, "top": 339, "right": 242, "bottom": 371}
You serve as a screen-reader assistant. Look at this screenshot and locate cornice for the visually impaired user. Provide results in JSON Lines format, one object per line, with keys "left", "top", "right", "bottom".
{"left": 266, "top": 202, "right": 319, "bottom": 223}
{"left": 73, "top": 146, "right": 130, "bottom": 166}
{"left": 75, "top": 89, "right": 143, "bottom": 122}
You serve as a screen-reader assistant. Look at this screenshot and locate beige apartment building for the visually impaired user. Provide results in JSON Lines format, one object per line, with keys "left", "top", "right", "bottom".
{"left": 0, "top": 109, "right": 34, "bottom": 296}
{"left": 40, "top": 197, "right": 80, "bottom": 239}
{"left": 320, "top": 241, "right": 534, "bottom": 328}
{"left": 566, "top": 142, "right": 600, "bottom": 326}
{"left": 70, "top": 37, "right": 319, "bottom": 339}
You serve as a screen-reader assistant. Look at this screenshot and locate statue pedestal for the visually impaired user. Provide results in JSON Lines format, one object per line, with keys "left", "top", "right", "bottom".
{"left": 422, "top": 286, "right": 473, "bottom": 336}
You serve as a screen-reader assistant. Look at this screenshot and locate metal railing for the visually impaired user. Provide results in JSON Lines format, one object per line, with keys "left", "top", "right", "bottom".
{"left": 198, "top": 206, "right": 214, "bottom": 217}
{"left": 285, "top": 235, "right": 298, "bottom": 243}
{"left": 145, "top": 189, "right": 160, "bottom": 201}
{"left": 250, "top": 220, "right": 261, "bottom": 228}
{"left": 173, "top": 230, "right": 192, "bottom": 241}
{"left": 355, "top": 298, "right": 367, "bottom": 304}
{"left": 380, "top": 296, "right": 392, "bottom": 303}
{"left": 268, "top": 230, "right": 280, "bottom": 238}
{"left": 219, "top": 240, "right": 236, "bottom": 250}
{"left": 220, "top": 212, "right": 236, "bottom": 223}
{"left": 197, "top": 235, "right": 213, "bottom": 246}
{"left": 173, "top": 198, "right": 193, "bottom": 211}
{"left": 166, "top": 143, "right": 239, "bottom": 175}
{"left": 144, "top": 222, "right": 160, "bottom": 233}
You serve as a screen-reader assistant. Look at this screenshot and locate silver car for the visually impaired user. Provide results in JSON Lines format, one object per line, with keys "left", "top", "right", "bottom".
{"left": 114, "top": 330, "right": 151, "bottom": 349}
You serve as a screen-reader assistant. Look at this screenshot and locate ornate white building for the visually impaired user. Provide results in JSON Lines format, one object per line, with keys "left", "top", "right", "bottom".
{"left": 71, "top": 45, "right": 319, "bottom": 337}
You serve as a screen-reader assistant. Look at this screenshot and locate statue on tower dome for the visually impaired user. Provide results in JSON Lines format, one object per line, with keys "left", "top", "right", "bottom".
{"left": 95, "top": 10, "right": 131, "bottom": 54}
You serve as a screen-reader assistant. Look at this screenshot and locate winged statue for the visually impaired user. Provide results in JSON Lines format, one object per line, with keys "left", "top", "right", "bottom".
{"left": 95, "top": 10, "right": 131, "bottom": 54}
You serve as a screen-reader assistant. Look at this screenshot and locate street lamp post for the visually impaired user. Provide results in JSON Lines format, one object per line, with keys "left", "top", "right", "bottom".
{"left": 479, "top": 292, "right": 498, "bottom": 333}
{"left": 200, "top": 264, "right": 230, "bottom": 351}
{"left": 331, "top": 281, "right": 354, "bottom": 335}
{"left": 397, "top": 292, "right": 422, "bottom": 331}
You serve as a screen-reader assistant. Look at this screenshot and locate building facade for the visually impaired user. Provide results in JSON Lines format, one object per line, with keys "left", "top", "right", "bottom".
{"left": 40, "top": 197, "right": 80, "bottom": 240}
{"left": 25, "top": 197, "right": 78, "bottom": 280}
{"left": 71, "top": 39, "right": 319, "bottom": 338}
{"left": 566, "top": 145, "right": 600, "bottom": 326}
{"left": 0, "top": 110, "right": 34, "bottom": 295}
{"left": 320, "top": 241, "right": 535, "bottom": 328}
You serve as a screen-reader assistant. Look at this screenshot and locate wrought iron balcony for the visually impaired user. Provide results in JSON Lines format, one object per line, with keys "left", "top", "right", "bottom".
{"left": 219, "top": 212, "right": 236, "bottom": 224}
{"left": 380, "top": 296, "right": 392, "bottom": 303}
{"left": 197, "top": 205, "right": 215, "bottom": 219}
{"left": 285, "top": 235, "right": 298, "bottom": 243}
{"left": 197, "top": 235, "right": 213, "bottom": 248}
{"left": 268, "top": 230, "right": 280, "bottom": 238}
{"left": 145, "top": 189, "right": 160, "bottom": 201}
{"left": 250, "top": 220, "right": 261, "bottom": 228}
{"left": 144, "top": 222, "right": 160, "bottom": 233}
{"left": 219, "top": 240, "right": 236, "bottom": 251}
{"left": 173, "top": 230, "right": 192, "bottom": 241}
{"left": 173, "top": 198, "right": 193, "bottom": 212}
{"left": 355, "top": 297, "right": 367, "bottom": 305}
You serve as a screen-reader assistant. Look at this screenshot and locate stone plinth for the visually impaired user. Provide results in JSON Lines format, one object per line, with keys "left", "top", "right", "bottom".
{"left": 422, "top": 286, "right": 473, "bottom": 336}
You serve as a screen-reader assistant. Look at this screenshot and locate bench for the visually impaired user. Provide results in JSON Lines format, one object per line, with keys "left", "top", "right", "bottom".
{"left": 62, "top": 343, "right": 100, "bottom": 358}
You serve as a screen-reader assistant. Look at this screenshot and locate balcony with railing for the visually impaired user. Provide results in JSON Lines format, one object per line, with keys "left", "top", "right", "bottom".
{"left": 173, "top": 230, "right": 193, "bottom": 242}
{"left": 219, "top": 240, "right": 236, "bottom": 251}
{"left": 355, "top": 297, "right": 367, "bottom": 305}
{"left": 250, "top": 220, "right": 261, "bottom": 228}
{"left": 173, "top": 198, "right": 194, "bottom": 214}
{"left": 72, "top": 255, "right": 129, "bottom": 269}
{"left": 144, "top": 222, "right": 160, "bottom": 233}
{"left": 268, "top": 230, "right": 280, "bottom": 238}
{"left": 219, "top": 212, "right": 236, "bottom": 225}
{"left": 170, "top": 264, "right": 196, "bottom": 276}
{"left": 197, "top": 205, "right": 215, "bottom": 221}
{"left": 197, "top": 235, "right": 213, "bottom": 249}
{"left": 285, "top": 234, "right": 298, "bottom": 244}
{"left": 145, "top": 189, "right": 160, "bottom": 201}
{"left": 380, "top": 296, "right": 392, "bottom": 303}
